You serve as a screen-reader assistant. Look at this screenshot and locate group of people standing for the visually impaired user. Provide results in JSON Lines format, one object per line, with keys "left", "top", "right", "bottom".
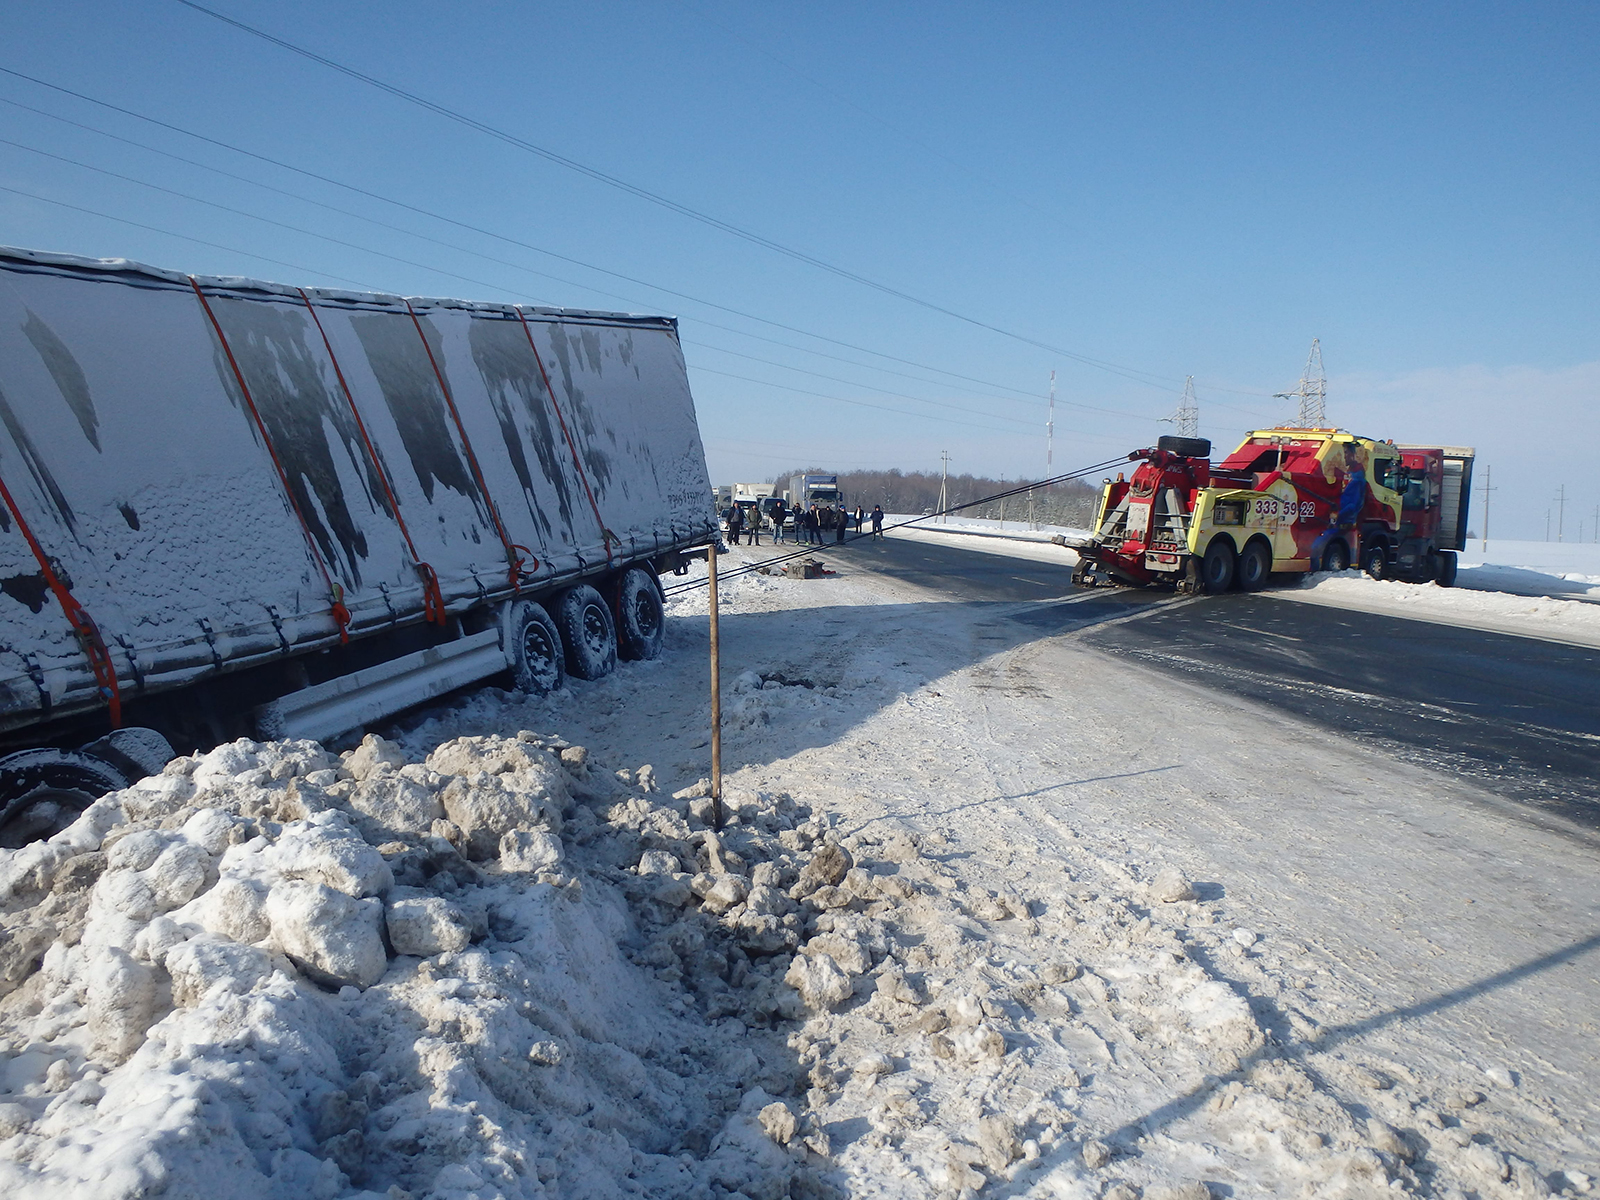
{"left": 722, "top": 501, "right": 888, "bottom": 546}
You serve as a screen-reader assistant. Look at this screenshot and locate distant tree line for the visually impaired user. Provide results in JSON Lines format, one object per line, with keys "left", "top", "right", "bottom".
{"left": 771, "top": 466, "right": 1102, "bottom": 528}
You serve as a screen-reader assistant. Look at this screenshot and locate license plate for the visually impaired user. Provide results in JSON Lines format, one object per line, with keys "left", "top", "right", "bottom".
{"left": 1124, "top": 500, "right": 1152, "bottom": 539}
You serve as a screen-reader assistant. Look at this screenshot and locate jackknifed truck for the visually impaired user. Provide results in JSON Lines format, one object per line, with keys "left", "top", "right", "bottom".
{"left": 0, "top": 246, "right": 718, "bottom": 843}
{"left": 1070, "top": 428, "right": 1475, "bottom": 593}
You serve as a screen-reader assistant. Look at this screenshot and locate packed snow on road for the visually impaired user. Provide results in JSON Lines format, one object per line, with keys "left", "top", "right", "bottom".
{"left": 1, "top": 542, "right": 1596, "bottom": 1199}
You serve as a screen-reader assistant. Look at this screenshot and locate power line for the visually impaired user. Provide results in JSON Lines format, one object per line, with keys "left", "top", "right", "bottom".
{"left": 172, "top": 0, "right": 1195, "bottom": 393}
{"left": 0, "top": 67, "right": 1118, "bottom": 411}
{"left": 686, "top": 364, "right": 1029, "bottom": 432}
{"left": 0, "top": 133, "right": 1074, "bottom": 432}
{"left": 0, "top": 182, "right": 374, "bottom": 289}
{"left": 0, "top": 174, "right": 1062, "bottom": 437}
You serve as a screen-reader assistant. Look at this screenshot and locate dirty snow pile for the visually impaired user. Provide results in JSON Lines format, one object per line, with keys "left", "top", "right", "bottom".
{"left": 0, "top": 731, "right": 848, "bottom": 1199}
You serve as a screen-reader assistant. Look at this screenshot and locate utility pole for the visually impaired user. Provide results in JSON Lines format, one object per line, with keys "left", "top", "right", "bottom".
{"left": 1555, "top": 484, "right": 1567, "bottom": 542}
{"left": 1478, "top": 464, "right": 1495, "bottom": 552}
{"left": 1593, "top": 504, "right": 1598, "bottom": 544}
{"left": 938, "top": 451, "right": 950, "bottom": 524}
{"left": 1163, "top": 375, "right": 1199, "bottom": 438}
{"left": 1546, "top": 509, "right": 1552, "bottom": 542}
{"left": 1046, "top": 371, "right": 1056, "bottom": 479}
{"left": 1273, "top": 339, "right": 1327, "bottom": 428}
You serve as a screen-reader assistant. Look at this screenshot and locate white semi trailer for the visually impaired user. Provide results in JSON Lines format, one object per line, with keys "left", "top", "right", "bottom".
{"left": 0, "top": 246, "right": 717, "bottom": 841}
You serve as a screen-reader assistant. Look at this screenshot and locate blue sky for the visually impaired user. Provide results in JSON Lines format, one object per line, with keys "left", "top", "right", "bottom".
{"left": 2, "top": 1, "right": 1596, "bottom": 537}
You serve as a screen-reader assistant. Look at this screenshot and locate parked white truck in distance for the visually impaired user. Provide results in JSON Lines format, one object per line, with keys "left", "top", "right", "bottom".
{"left": 785, "top": 473, "right": 843, "bottom": 510}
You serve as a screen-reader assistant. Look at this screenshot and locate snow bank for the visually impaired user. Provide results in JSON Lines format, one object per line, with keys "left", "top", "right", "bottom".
{"left": 1276, "top": 569, "right": 1600, "bottom": 648}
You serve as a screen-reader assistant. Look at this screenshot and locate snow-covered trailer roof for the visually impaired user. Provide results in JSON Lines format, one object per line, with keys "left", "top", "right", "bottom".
{"left": 0, "top": 247, "right": 716, "bottom": 731}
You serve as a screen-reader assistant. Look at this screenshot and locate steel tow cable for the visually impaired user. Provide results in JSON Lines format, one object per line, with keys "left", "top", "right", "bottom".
{"left": 662, "top": 457, "right": 1127, "bottom": 596}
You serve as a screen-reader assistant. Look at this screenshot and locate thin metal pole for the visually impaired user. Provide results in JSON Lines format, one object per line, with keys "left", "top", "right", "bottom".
{"left": 707, "top": 545, "right": 724, "bottom": 829}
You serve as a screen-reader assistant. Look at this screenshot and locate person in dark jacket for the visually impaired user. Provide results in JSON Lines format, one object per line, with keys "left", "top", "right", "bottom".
{"left": 836, "top": 505, "right": 848, "bottom": 543}
{"left": 854, "top": 505, "right": 865, "bottom": 533}
{"left": 871, "top": 505, "right": 885, "bottom": 538}
{"left": 745, "top": 505, "right": 761, "bottom": 545}
{"left": 726, "top": 504, "right": 744, "bottom": 544}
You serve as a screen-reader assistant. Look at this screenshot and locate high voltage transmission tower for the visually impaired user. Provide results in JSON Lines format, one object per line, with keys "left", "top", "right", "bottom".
{"left": 1275, "top": 339, "right": 1328, "bottom": 427}
{"left": 1163, "top": 375, "right": 1199, "bottom": 438}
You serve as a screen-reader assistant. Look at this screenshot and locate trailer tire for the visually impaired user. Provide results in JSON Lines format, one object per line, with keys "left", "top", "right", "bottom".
{"left": 1201, "top": 538, "right": 1236, "bottom": 593}
{"left": 555, "top": 584, "right": 617, "bottom": 681}
{"left": 507, "top": 601, "right": 565, "bottom": 695}
{"left": 1238, "top": 539, "right": 1272, "bottom": 592}
{"left": 617, "top": 567, "right": 665, "bottom": 661}
{"left": 1436, "top": 550, "right": 1458, "bottom": 587}
{"left": 1320, "top": 538, "right": 1350, "bottom": 573}
{"left": 1361, "top": 542, "right": 1388, "bottom": 579}
{"left": 0, "top": 745, "right": 140, "bottom": 848}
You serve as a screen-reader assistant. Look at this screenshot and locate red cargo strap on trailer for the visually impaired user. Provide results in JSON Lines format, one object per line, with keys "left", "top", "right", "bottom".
{"left": 189, "top": 277, "right": 352, "bottom": 644}
{"left": 512, "top": 306, "right": 617, "bottom": 564}
{"left": 0, "top": 471, "right": 121, "bottom": 727}
{"left": 403, "top": 299, "right": 524, "bottom": 591}
{"left": 297, "top": 289, "right": 447, "bottom": 627}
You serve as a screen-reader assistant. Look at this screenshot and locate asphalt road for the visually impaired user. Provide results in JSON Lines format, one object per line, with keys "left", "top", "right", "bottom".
{"left": 845, "top": 532, "right": 1600, "bottom": 832}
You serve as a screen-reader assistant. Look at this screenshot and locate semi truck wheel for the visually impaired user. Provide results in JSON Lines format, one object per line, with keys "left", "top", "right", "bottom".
{"left": 507, "top": 601, "right": 565, "bottom": 694}
{"left": 1201, "top": 539, "right": 1236, "bottom": 592}
{"left": 616, "top": 568, "right": 665, "bottom": 661}
{"left": 1436, "top": 550, "right": 1458, "bottom": 587}
{"left": 1321, "top": 539, "right": 1350, "bottom": 572}
{"left": 555, "top": 584, "right": 617, "bottom": 680}
{"left": 1361, "top": 543, "right": 1387, "bottom": 579}
{"left": 1237, "top": 540, "right": 1272, "bottom": 591}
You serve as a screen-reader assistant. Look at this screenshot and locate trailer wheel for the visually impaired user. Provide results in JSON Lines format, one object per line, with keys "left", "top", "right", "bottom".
{"left": 0, "top": 745, "right": 144, "bottom": 848}
{"left": 1201, "top": 539, "right": 1236, "bottom": 593}
{"left": 617, "top": 568, "right": 665, "bottom": 661}
{"left": 1436, "top": 550, "right": 1458, "bottom": 587}
{"left": 1321, "top": 539, "right": 1350, "bottom": 573}
{"left": 507, "top": 601, "right": 565, "bottom": 694}
{"left": 555, "top": 584, "right": 617, "bottom": 680}
{"left": 1361, "top": 543, "right": 1388, "bottom": 579}
{"left": 1237, "top": 540, "right": 1272, "bottom": 592}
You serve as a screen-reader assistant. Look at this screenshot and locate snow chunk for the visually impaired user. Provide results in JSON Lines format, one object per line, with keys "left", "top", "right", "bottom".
{"left": 271, "top": 814, "right": 392, "bottom": 898}
{"left": 385, "top": 892, "right": 472, "bottom": 957}
{"left": 499, "top": 828, "right": 564, "bottom": 872}
{"left": 165, "top": 935, "right": 273, "bottom": 1005}
{"left": 344, "top": 733, "right": 406, "bottom": 780}
{"left": 1149, "top": 865, "right": 1198, "bottom": 902}
{"left": 785, "top": 951, "right": 854, "bottom": 1010}
{"left": 265, "top": 880, "right": 387, "bottom": 989}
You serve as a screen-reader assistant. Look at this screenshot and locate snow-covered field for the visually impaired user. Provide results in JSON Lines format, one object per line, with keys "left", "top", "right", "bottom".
{"left": 1, "top": 544, "right": 1596, "bottom": 1199}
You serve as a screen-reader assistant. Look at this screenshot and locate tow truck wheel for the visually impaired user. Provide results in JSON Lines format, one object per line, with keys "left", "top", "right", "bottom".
{"left": 1321, "top": 539, "right": 1350, "bottom": 573}
{"left": 1361, "top": 543, "right": 1387, "bottom": 579}
{"left": 1201, "top": 539, "right": 1236, "bottom": 593}
{"left": 1238, "top": 540, "right": 1272, "bottom": 592}
{"left": 1436, "top": 550, "right": 1458, "bottom": 587}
